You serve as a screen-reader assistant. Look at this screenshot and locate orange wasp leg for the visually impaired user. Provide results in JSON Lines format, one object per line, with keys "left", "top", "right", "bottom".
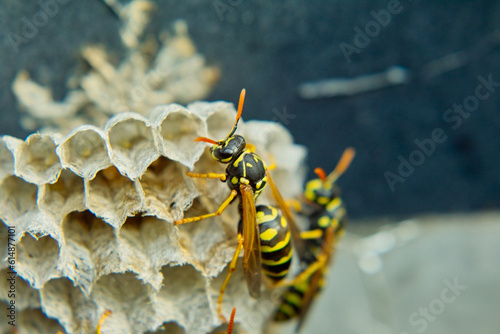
{"left": 226, "top": 307, "right": 237, "bottom": 334}
{"left": 299, "top": 229, "right": 324, "bottom": 240}
{"left": 97, "top": 310, "right": 112, "bottom": 334}
{"left": 175, "top": 190, "right": 238, "bottom": 225}
{"left": 186, "top": 171, "right": 227, "bottom": 181}
{"left": 218, "top": 233, "right": 244, "bottom": 323}
{"left": 54, "top": 310, "right": 111, "bottom": 334}
{"left": 245, "top": 143, "right": 256, "bottom": 152}
{"left": 273, "top": 254, "right": 328, "bottom": 289}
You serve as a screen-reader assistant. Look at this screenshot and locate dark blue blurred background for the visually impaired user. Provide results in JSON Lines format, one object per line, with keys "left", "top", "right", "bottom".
{"left": 1, "top": 0, "right": 499, "bottom": 219}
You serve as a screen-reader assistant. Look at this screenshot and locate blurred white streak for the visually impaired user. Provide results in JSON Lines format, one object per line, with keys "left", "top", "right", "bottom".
{"left": 298, "top": 66, "right": 410, "bottom": 99}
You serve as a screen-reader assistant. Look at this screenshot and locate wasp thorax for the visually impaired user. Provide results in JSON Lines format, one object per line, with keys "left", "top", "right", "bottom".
{"left": 211, "top": 135, "right": 246, "bottom": 163}
{"left": 305, "top": 179, "right": 338, "bottom": 205}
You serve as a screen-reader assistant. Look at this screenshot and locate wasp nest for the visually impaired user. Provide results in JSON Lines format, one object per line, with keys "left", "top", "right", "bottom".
{"left": 0, "top": 100, "right": 307, "bottom": 334}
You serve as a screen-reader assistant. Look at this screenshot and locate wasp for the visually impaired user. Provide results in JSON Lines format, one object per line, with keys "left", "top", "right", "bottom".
{"left": 273, "top": 148, "right": 355, "bottom": 332}
{"left": 174, "top": 89, "right": 305, "bottom": 322}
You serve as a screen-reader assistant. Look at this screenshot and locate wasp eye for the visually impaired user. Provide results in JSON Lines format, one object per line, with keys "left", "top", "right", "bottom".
{"left": 211, "top": 144, "right": 236, "bottom": 162}
{"left": 216, "top": 147, "right": 234, "bottom": 160}
{"left": 212, "top": 135, "right": 246, "bottom": 163}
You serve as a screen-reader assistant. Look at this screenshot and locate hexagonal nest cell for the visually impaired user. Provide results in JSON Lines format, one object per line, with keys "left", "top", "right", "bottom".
{"left": 0, "top": 100, "right": 306, "bottom": 334}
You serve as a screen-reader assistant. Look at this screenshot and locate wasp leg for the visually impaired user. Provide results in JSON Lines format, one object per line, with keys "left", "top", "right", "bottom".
{"left": 265, "top": 154, "right": 277, "bottom": 170}
{"left": 285, "top": 198, "right": 302, "bottom": 212}
{"left": 299, "top": 229, "right": 324, "bottom": 240}
{"left": 97, "top": 310, "right": 112, "bottom": 334}
{"left": 212, "top": 307, "right": 237, "bottom": 334}
{"left": 186, "top": 171, "right": 227, "bottom": 181}
{"left": 175, "top": 190, "right": 238, "bottom": 225}
{"left": 218, "top": 233, "right": 244, "bottom": 323}
{"left": 274, "top": 254, "right": 328, "bottom": 289}
{"left": 226, "top": 307, "right": 237, "bottom": 334}
{"left": 175, "top": 171, "right": 231, "bottom": 225}
{"left": 245, "top": 143, "right": 256, "bottom": 152}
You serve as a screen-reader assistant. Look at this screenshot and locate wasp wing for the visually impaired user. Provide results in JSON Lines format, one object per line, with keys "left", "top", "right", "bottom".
{"left": 266, "top": 169, "right": 307, "bottom": 260}
{"left": 240, "top": 183, "right": 262, "bottom": 298}
{"left": 295, "top": 267, "right": 323, "bottom": 333}
{"left": 296, "top": 226, "right": 337, "bottom": 333}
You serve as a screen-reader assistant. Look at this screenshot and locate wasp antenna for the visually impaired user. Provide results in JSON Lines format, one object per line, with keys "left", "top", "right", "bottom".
{"left": 195, "top": 137, "right": 219, "bottom": 145}
{"left": 327, "top": 147, "right": 356, "bottom": 185}
{"left": 228, "top": 89, "right": 246, "bottom": 137}
{"left": 314, "top": 167, "right": 327, "bottom": 182}
{"left": 236, "top": 89, "right": 246, "bottom": 123}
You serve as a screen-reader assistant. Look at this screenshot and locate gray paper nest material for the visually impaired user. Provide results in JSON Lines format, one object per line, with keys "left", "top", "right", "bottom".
{"left": 12, "top": 13, "right": 220, "bottom": 133}
{"left": 0, "top": 101, "right": 307, "bottom": 334}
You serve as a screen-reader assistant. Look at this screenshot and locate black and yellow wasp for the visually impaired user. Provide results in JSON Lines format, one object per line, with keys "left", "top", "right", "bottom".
{"left": 273, "top": 147, "right": 355, "bottom": 332}
{"left": 174, "top": 89, "right": 305, "bottom": 322}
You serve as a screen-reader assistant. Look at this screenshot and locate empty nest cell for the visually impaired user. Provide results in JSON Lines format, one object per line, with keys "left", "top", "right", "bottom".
{"left": 107, "top": 115, "right": 158, "bottom": 179}
{"left": 115, "top": 214, "right": 164, "bottom": 290}
{"left": 0, "top": 175, "right": 38, "bottom": 227}
{"left": 118, "top": 213, "right": 182, "bottom": 290}
{"left": 57, "top": 126, "right": 111, "bottom": 180}
{"left": 40, "top": 277, "right": 99, "bottom": 334}
{"left": 140, "top": 157, "right": 195, "bottom": 222}
{"left": 204, "top": 102, "right": 239, "bottom": 141}
{"left": 73, "top": 212, "right": 118, "bottom": 280}
{"left": 175, "top": 204, "right": 236, "bottom": 278}
{"left": 60, "top": 211, "right": 100, "bottom": 294}
{"left": 157, "top": 264, "right": 212, "bottom": 334}
{"left": 17, "top": 308, "right": 65, "bottom": 334}
{"left": 16, "top": 233, "right": 60, "bottom": 289}
{"left": 91, "top": 271, "right": 155, "bottom": 334}
{"left": 154, "top": 108, "right": 205, "bottom": 168}
{"left": 39, "top": 169, "right": 85, "bottom": 222}
{"left": 85, "top": 166, "right": 144, "bottom": 229}
{"left": 15, "top": 133, "right": 61, "bottom": 185}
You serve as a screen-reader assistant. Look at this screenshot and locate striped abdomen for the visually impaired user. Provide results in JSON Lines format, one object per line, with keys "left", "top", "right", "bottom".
{"left": 309, "top": 197, "right": 346, "bottom": 240}
{"left": 256, "top": 205, "right": 292, "bottom": 282}
{"left": 273, "top": 268, "right": 326, "bottom": 321}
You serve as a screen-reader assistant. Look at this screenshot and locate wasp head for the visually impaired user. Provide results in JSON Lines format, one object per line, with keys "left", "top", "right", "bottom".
{"left": 304, "top": 148, "right": 355, "bottom": 206}
{"left": 195, "top": 89, "right": 248, "bottom": 163}
{"left": 304, "top": 177, "right": 339, "bottom": 206}
{"left": 210, "top": 135, "right": 246, "bottom": 163}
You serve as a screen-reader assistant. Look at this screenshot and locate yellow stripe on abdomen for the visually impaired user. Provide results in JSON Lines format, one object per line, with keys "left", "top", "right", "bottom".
{"left": 261, "top": 231, "right": 291, "bottom": 253}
